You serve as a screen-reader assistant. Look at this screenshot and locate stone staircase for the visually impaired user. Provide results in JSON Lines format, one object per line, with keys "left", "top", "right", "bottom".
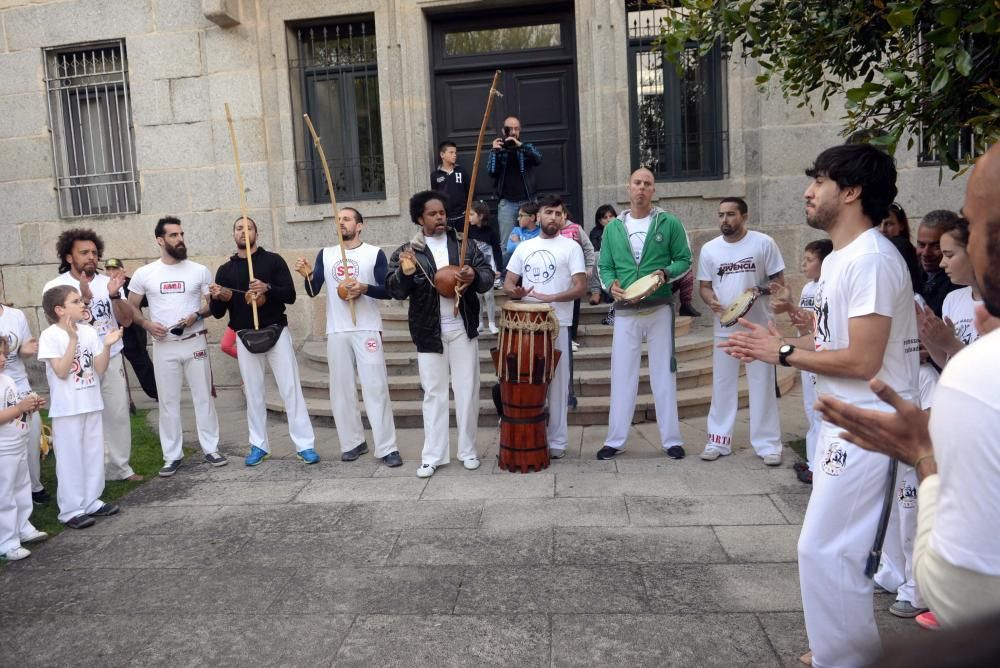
{"left": 265, "top": 291, "right": 798, "bottom": 427}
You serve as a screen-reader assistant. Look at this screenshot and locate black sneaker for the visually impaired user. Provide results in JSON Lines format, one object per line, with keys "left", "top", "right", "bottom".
{"left": 204, "top": 452, "right": 228, "bottom": 467}
{"left": 665, "top": 445, "right": 686, "bottom": 460}
{"left": 596, "top": 446, "right": 621, "bottom": 460}
{"left": 679, "top": 303, "right": 701, "bottom": 318}
{"left": 159, "top": 459, "right": 183, "bottom": 477}
{"left": 31, "top": 489, "right": 51, "bottom": 504}
{"left": 341, "top": 442, "right": 369, "bottom": 462}
{"left": 91, "top": 503, "right": 120, "bottom": 517}
{"left": 65, "top": 514, "right": 95, "bottom": 530}
{"left": 382, "top": 451, "right": 403, "bottom": 467}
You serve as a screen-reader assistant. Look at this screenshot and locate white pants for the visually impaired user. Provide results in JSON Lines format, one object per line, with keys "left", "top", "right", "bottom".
{"left": 705, "top": 340, "right": 782, "bottom": 456}
{"left": 237, "top": 327, "right": 314, "bottom": 454}
{"left": 875, "top": 464, "right": 925, "bottom": 607}
{"left": 326, "top": 330, "right": 397, "bottom": 457}
{"left": 102, "top": 354, "right": 135, "bottom": 480}
{"left": 153, "top": 335, "right": 220, "bottom": 463}
{"left": 0, "top": 446, "right": 39, "bottom": 554}
{"left": 417, "top": 328, "right": 479, "bottom": 466}
{"left": 800, "top": 371, "right": 821, "bottom": 469}
{"left": 21, "top": 406, "right": 42, "bottom": 492}
{"left": 478, "top": 291, "right": 496, "bottom": 327}
{"left": 605, "top": 305, "right": 681, "bottom": 450}
{"left": 799, "top": 422, "right": 892, "bottom": 668}
{"left": 52, "top": 412, "right": 106, "bottom": 523}
{"left": 547, "top": 326, "right": 570, "bottom": 452}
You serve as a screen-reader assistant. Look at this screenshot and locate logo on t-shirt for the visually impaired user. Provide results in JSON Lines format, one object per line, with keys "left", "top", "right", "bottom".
{"left": 800, "top": 296, "right": 815, "bottom": 310}
{"left": 365, "top": 337, "right": 379, "bottom": 353}
{"left": 3, "top": 330, "right": 19, "bottom": 362}
{"left": 822, "top": 440, "right": 848, "bottom": 476}
{"left": 160, "top": 281, "right": 186, "bottom": 294}
{"left": 71, "top": 344, "right": 96, "bottom": 390}
{"left": 522, "top": 249, "right": 558, "bottom": 285}
{"left": 953, "top": 317, "right": 976, "bottom": 344}
{"left": 716, "top": 256, "right": 757, "bottom": 280}
{"left": 2, "top": 386, "right": 27, "bottom": 431}
{"left": 629, "top": 231, "right": 646, "bottom": 261}
{"left": 90, "top": 297, "right": 113, "bottom": 334}
{"left": 813, "top": 281, "right": 831, "bottom": 345}
{"left": 897, "top": 480, "right": 917, "bottom": 509}
{"left": 334, "top": 259, "right": 361, "bottom": 283}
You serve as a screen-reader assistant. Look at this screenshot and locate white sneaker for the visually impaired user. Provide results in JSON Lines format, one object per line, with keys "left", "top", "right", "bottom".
{"left": 763, "top": 452, "right": 783, "bottom": 466}
{"left": 20, "top": 529, "right": 49, "bottom": 544}
{"left": 2, "top": 546, "right": 31, "bottom": 561}
{"left": 416, "top": 463, "right": 436, "bottom": 478}
{"left": 571, "top": 340, "right": 580, "bottom": 352}
{"left": 549, "top": 449, "right": 566, "bottom": 459}
{"left": 700, "top": 446, "right": 728, "bottom": 461}
{"left": 463, "top": 457, "right": 481, "bottom": 471}
{"left": 489, "top": 323, "right": 499, "bottom": 335}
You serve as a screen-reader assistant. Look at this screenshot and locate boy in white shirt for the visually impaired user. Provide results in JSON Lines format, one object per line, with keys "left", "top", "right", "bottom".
{"left": 0, "top": 337, "right": 48, "bottom": 561}
{"left": 38, "top": 285, "right": 123, "bottom": 529}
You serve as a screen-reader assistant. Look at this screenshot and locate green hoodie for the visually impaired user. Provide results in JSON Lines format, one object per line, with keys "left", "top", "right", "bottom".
{"left": 597, "top": 206, "right": 692, "bottom": 310}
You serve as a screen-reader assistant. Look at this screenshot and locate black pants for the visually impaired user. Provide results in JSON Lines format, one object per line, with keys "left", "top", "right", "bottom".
{"left": 122, "top": 324, "right": 158, "bottom": 400}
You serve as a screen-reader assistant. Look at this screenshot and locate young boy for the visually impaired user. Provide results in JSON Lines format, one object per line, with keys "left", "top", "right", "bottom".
{"left": 467, "top": 201, "right": 502, "bottom": 334}
{"left": 37, "top": 285, "right": 122, "bottom": 529}
{"left": 0, "top": 337, "right": 48, "bottom": 561}
{"left": 431, "top": 140, "right": 469, "bottom": 231}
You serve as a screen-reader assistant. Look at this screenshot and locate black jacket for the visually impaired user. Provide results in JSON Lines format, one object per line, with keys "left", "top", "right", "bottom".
{"left": 210, "top": 247, "right": 295, "bottom": 331}
{"left": 430, "top": 165, "right": 469, "bottom": 220}
{"left": 920, "top": 269, "right": 960, "bottom": 318}
{"left": 386, "top": 227, "right": 495, "bottom": 353}
{"left": 486, "top": 143, "right": 542, "bottom": 201}
{"left": 467, "top": 223, "right": 503, "bottom": 272}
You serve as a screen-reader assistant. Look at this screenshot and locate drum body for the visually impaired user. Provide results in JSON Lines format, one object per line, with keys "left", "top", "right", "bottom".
{"left": 492, "top": 302, "right": 561, "bottom": 473}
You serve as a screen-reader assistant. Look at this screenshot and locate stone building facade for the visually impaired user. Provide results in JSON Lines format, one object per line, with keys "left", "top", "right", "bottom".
{"left": 0, "top": 0, "right": 968, "bottom": 387}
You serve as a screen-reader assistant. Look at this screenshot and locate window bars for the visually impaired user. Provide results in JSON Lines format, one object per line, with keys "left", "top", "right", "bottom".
{"left": 44, "top": 40, "right": 140, "bottom": 218}
{"left": 289, "top": 18, "right": 386, "bottom": 204}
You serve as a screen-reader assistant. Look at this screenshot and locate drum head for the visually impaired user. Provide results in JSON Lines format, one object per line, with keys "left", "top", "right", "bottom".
{"left": 720, "top": 289, "right": 758, "bottom": 327}
{"left": 503, "top": 301, "right": 554, "bottom": 313}
{"left": 622, "top": 273, "right": 663, "bottom": 302}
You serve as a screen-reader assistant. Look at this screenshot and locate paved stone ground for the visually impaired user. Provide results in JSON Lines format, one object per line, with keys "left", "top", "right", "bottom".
{"left": 1, "top": 384, "right": 920, "bottom": 667}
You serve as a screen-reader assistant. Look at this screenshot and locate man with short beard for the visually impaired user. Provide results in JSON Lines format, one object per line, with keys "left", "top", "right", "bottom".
{"left": 127, "top": 217, "right": 225, "bottom": 477}
{"left": 211, "top": 217, "right": 318, "bottom": 467}
{"left": 42, "top": 229, "right": 140, "bottom": 482}
{"left": 722, "top": 144, "right": 919, "bottom": 667}
{"left": 916, "top": 209, "right": 962, "bottom": 317}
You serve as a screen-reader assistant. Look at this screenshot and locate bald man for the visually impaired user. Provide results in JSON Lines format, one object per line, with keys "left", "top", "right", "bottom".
{"left": 596, "top": 168, "right": 692, "bottom": 460}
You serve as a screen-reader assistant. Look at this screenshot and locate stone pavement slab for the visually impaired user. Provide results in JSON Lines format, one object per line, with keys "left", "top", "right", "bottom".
{"left": 626, "top": 494, "right": 789, "bottom": 526}
{"left": 553, "top": 526, "right": 728, "bottom": 565}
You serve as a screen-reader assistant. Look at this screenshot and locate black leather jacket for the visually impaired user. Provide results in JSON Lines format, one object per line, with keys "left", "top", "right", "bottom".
{"left": 386, "top": 227, "right": 495, "bottom": 353}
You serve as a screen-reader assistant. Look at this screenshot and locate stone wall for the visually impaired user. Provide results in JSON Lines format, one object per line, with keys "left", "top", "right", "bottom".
{"left": 1, "top": 0, "right": 969, "bottom": 388}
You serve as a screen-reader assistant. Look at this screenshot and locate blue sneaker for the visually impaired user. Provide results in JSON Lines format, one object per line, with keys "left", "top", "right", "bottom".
{"left": 297, "top": 448, "right": 320, "bottom": 465}
{"left": 244, "top": 446, "right": 269, "bottom": 467}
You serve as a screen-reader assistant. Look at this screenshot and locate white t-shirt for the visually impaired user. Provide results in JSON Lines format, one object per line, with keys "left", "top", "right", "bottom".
{"left": 812, "top": 228, "right": 919, "bottom": 407}
{"left": 37, "top": 323, "right": 104, "bottom": 418}
{"left": 697, "top": 230, "right": 785, "bottom": 338}
{"left": 0, "top": 306, "right": 33, "bottom": 393}
{"left": 507, "top": 235, "right": 586, "bottom": 327}
{"left": 0, "top": 373, "right": 29, "bottom": 454}
{"left": 799, "top": 281, "right": 818, "bottom": 311}
{"left": 928, "top": 328, "right": 1000, "bottom": 575}
{"left": 424, "top": 235, "right": 463, "bottom": 333}
{"left": 42, "top": 272, "right": 124, "bottom": 357}
{"left": 322, "top": 243, "right": 384, "bottom": 334}
{"left": 942, "top": 286, "right": 982, "bottom": 346}
{"left": 918, "top": 363, "right": 939, "bottom": 410}
{"left": 624, "top": 212, "right": 651, "bottom": 262}
{"left": 129, "top": 260, "right": 211, "bottom": 341}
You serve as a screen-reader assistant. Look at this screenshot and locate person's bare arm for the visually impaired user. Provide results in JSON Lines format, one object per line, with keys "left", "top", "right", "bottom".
{"left": 127, "top": 291, "right": 168, "bottom": 339}
{"left": 94, "top": 327, "right": 122, "bottom": 375}
{"left": 530, "top": 273, "right": 588, "bottom": 303}
{"left": 722, "top": 313, "right": 891, "bottom": 379}
{"left": 49, "top": 318, "right": 79, "bottom": 379}
{"left": 699, "top": 280, "right": 723, "bottom": 315}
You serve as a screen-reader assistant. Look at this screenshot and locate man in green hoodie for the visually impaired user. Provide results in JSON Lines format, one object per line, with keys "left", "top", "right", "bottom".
{"left": 596, "top": 168, "right": 692, "bottom": 460}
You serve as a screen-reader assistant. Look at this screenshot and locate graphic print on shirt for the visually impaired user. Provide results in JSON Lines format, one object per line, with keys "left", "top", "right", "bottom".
{"left": 89, "top": 296, "right": 114, "bottom": 336}
{"left": 333, "top": 258, "right": 361, "bottom": 284}
{"left": 522, "top": 249, "right": 557, "bottom": 285}
{"left": 71, "top": 343, "right": 97, "bottom": 390}
{"left": 813, "top": 281, "right": 831, "bottom": 345}
{"left": 4, "top": 330, "right": 20, "bottom": 364}
{"left": 2, "top": 385, "right": 28, "bottom": 431}
{"left": 716, "top": 256, "right": 757, "bottom": 280}
{"left": 952, "top": 316, "right": 977, "bottom": 344}
{"left": 897, "top": 479, "right": 917, "bottom": 509}
{"left": 822, "top": 439, "right": 848, "bottom": 476}
{"left": 160, "top": 281, "right": 186, "bottom": 294}
{"left": 628, "top": 231, "right": 646, "bottom": 261}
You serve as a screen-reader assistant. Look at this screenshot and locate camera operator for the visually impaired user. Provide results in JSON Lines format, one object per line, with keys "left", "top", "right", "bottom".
{"left": 487, "top": 115, "right": 543, "bottom": 251}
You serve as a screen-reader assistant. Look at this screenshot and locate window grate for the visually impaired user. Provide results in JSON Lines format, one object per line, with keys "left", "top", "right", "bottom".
{"left": 44, "top": 40, "right": 139, "bottom": 218}
{"left": 289, "top": 18, "right": 385, "bottom": 203}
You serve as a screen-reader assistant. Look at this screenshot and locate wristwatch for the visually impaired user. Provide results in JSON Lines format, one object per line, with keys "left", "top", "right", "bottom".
{"left": 778, "top": 343, "right": 795, "bottom": 367}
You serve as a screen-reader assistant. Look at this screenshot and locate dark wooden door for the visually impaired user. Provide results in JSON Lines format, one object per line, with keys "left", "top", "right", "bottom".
{"left": 430, "top": 7, "right": 582, "bottom": 219}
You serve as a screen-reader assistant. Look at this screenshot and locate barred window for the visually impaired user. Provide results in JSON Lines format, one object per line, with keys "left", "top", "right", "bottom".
{"left": 917, "top": 126, "right": 983, "bottom": 167}
{"left": 627, "top": 1, "right": 728, "bottom": 181}
{"left": 44, "top": 40, "right": 139, "bottom": 218}
{"left": 289, "top": 17, "right": 385, "bottom": 204}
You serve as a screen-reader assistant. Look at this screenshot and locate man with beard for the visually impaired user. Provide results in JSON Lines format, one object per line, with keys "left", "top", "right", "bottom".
{"left": 815, "top": 142, "right": 1000, "bottom": 635}
{"left": 42, "top": 229, "right": 141, "bottom": 482}
{"left": 697, "top": 197, "right": 786, "bottom": 465}
{"left": 127, "top": 217, "right": 225, "bottom": 477}
{"left": 504, "top": 194, "right": 587, "bottom": 458}
{"left": 916, "top": 209, "right": 962, "bottom": 317}
{"left": 295, "top": 208, "right": 403, "bottom": 467}
{"left": 721, "top": 144, "right": 919, "bottom": 667}
{"left": 386, "top": 191, "right": 494, "bottom": 478}
{"left": 210, "top": 217, "right": 318, "bottom": 466}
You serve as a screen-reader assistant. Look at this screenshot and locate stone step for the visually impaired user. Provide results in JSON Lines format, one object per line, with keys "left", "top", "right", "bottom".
{"left": 293, "top": 352, "right": 741, "bottom": 402}
{"left": 266, "top": 365, "right": 796, "bottom": 428}
{"left": 302, "top": 325, "right": 708, "bottom": 377}
{"left": 376, "top": 299, "right": 625, "bottom": 328}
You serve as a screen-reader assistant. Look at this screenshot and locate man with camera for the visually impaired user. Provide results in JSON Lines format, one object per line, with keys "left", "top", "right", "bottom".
{"left": 487, "top": 115, "right": 543, "bottom": 249}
